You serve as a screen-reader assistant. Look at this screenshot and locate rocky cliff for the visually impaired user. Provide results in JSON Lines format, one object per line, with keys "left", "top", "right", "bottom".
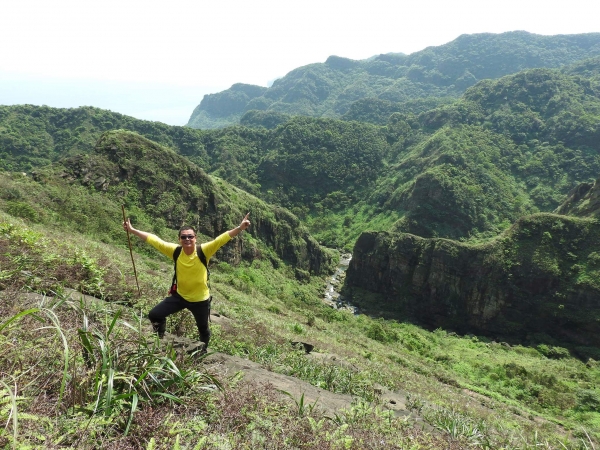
{"left": 344, "top": 213, "right": 600, "bottom": 348}
{"left": 187, "top": 83, "right": 268, "bottom": 129}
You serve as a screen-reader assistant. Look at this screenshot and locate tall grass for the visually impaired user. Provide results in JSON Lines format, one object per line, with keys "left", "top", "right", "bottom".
{"left": 0, "top": 290, "right": 221, "bottom": 447}
{"left": 0, "top": 380, "right": 18, "bottom": 450}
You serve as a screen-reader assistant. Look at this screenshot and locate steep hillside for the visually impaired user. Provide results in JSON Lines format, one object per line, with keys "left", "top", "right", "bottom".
{"left": 4, "top": 211, "right": 599, "bottom": 448}
{"left": 2, "top": 129, "right": 336, "bottom": 277}
{"left": 367, "top": 67, "right": 600, "bottom": 240}
{"left": 187, "top": 31, "right": 600, "bottom": 129}
{"left": 461, "top": 68, "right": 600, "bottom": 148}
{"left": 258, "top": 117, "right": 387, "bottom": 205}
{"left": 378, "top": 125, "right": 536, "bottom": 239}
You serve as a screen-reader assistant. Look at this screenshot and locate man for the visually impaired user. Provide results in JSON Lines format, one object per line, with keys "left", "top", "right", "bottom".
{"left": 123, "top": 213, "right": 251, "bottom": 352}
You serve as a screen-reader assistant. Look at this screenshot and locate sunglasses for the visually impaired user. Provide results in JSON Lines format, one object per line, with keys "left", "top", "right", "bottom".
{"left": 180, "top": 235, "right": 196, "bottom": 240}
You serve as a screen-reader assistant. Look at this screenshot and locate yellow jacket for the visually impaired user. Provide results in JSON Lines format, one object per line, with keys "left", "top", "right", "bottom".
{"left": 146, "top": 231, "right": 231, "bottom": 301}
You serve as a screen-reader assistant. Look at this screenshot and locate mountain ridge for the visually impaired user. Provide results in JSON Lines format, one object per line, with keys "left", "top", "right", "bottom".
{"left": 187, "top": 31, "right": 600, "bottom": 129}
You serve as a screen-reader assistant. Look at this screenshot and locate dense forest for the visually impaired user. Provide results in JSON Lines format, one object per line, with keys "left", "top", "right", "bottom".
{"left": 1, "top": 31, "right": 600, "bottom": 448}
{"left": 3, "top": 60, "right": 600, "bottom": 248}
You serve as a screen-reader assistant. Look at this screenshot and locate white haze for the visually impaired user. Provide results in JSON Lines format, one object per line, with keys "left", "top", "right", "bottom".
{"left": 1, "top": 0, "right": 597, "bottom": 125}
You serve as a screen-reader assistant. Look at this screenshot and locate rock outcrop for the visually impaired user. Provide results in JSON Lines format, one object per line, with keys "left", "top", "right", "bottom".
{"left": 555, "top": 177, "right": 600, "bottom": 218}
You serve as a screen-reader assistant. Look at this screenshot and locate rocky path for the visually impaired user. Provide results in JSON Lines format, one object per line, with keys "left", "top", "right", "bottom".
{"left": 203, "top": 349, "right": 416, "bottom": 421}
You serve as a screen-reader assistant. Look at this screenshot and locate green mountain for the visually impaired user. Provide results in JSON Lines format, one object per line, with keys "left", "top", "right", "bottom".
{"left": 187, "top": 31, "right": 600, "bottom": 129}
{"left": 3, "top": 59, "right": 600, "bottom": 251}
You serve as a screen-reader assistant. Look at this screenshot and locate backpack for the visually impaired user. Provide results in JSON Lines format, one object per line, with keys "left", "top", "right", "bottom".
{"left": 168, "top": 245, "right": 210, "bottom": 295}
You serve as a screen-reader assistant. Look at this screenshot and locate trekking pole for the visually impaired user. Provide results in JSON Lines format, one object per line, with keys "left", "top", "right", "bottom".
{"left": 121, "top": 205, "right": 141, "bottom": 296}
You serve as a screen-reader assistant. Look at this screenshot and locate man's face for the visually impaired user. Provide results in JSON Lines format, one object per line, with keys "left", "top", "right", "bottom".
{"left": 179, "top": 230, "right": 196, "bottom": 249}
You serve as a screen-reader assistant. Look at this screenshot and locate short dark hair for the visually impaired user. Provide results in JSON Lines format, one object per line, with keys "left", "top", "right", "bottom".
{"left": 178, "top": 226, "right": 196, "bottom": 238}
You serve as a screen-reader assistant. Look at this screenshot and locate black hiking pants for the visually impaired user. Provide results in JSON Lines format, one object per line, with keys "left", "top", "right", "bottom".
{"left": 148, "top": 294, "right": 211, "bottom": 347}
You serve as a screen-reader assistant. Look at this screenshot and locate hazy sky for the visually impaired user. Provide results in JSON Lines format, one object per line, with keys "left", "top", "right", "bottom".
{"left": 1, "top": 0, "right": 598, "bottom": 125}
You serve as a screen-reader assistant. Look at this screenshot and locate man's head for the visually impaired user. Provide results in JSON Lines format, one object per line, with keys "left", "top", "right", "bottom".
{"left": 178, "top": 226, "right": 196, "bottom": 238}
{"left": 178, "top": 226, "right": 197, "bottom": 248}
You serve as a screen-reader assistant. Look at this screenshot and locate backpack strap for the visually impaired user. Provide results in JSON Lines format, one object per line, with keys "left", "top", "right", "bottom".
{"left": 169, "top": 246, "right": 183, "bottom": 294}
{"left": 196, "top": 246, "right": 212, "bottom": 322}
{"left": 173, "top": 246, "right": 183, "bottom": 263}
{"left": 196, "top": 245, "right": 210, "bottom": 282}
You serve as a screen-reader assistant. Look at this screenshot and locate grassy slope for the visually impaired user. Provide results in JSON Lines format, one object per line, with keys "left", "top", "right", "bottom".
{"left": 1, "top": 211, "right": 599, "bottom": 448}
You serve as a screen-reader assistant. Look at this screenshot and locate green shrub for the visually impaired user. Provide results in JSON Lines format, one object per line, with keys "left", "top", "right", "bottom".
{"left": 576, "top": 389, "right": 600, "bottom": 412}
{"left": 365, "top": 320, "right": 399, "bottom": 344}
{"left": 587, "top": 251, "right": 600, "bottom": 266}
{"left": 292, "top": 323, "right": 305, "bottom": 334}
{"left": 266, "top": 305, "right": 282, "bottom": 314}
{"left": 366, "top": 322, "right": 389, "bottom": 343}
{"left": 401, "top": 331, "right": 431, "bottom": 354}
{"left": 503, "top": 362, "right": 528, "bottom": 378}
{"left": 537, "top": 344, "right": 570, "bottom": 359}
{"left": 320, "top": 308, "right": 350, "bottom": 323}
{"left": 5, "top": 201, "right": 40, "bottom": 222}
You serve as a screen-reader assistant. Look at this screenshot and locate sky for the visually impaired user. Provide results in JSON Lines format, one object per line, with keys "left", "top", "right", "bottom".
{"left": 1, "top": 0, "right": 598, "bottom": 126}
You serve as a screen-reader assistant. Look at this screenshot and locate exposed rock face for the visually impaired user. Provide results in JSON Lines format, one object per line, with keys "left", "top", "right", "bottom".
{"left": 245, "top": 205, "right": 335, "bottom": 276}
{"left": 345, "top": 214, "right": 600, "bottom": 347}
{"left": 198, "top": 83, "right": 268, "bottom": 116}
{"left": 555, "top": 177, "right": 600, "bottom": 218}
